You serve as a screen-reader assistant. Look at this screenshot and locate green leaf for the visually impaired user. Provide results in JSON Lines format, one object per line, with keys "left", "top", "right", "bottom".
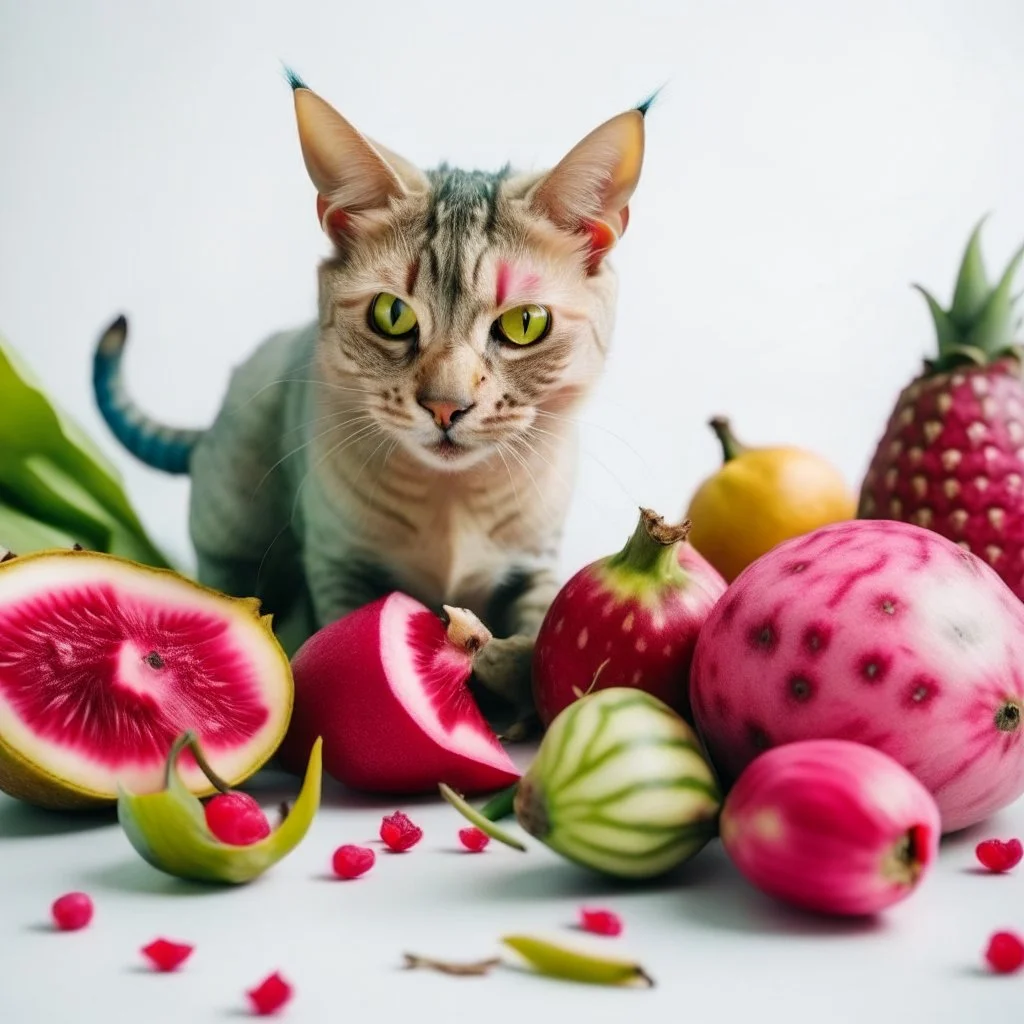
{"left": 965, "top": 241, "right": 1024, "bottom": 356}
{"left": 0, "top": 499, "right": 81, "bottom": 553}
{"left": 0, "top": 335, "right": 171, "bottom": 566}
{"left": 913, "top": 284, "right": 963, "bottom": 353}
{"left": 949, "top": 216, "right": 991, "bottom": 329}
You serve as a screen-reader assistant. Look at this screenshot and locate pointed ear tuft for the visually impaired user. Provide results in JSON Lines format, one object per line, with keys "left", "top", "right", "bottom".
{"left": 528, "top": 107, "right": 647, "bottom": 272}
{"left": 291, "top": 86, "right": 426, "bottom": 248}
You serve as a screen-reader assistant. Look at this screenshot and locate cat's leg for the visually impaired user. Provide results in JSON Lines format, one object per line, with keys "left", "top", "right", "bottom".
{"left": 303, "top": 540, "right": 397, "bottom": 630}
{"left": 472, "top": 566, "right": 561, "bottom": 737}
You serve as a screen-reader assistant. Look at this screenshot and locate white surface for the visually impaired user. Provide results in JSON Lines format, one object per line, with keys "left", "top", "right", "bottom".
{"left": 1, "top": 751, "right": 1022, "bottom": 1024}
{"left": 3, "top": 2, "right": 1024, "bottom": 1022}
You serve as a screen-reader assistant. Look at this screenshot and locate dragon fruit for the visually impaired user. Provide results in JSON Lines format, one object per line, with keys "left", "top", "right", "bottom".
{"left": 719, "top": 739, "right": 941, "bottom": 916}
{"left": 689, "top": 518, "right": 1024, "bottom": 833}
{"left": 858, "top": 220, "right": 1024, "bottom": 598}
{"left": 532, "top": 508, "right": 726, "bottom": 725}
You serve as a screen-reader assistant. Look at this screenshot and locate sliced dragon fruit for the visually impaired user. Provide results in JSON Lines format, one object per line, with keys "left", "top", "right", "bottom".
{"left": 277, "top": 592, "right": 520, "bottom": 795}
{"left": 0, "top": 550, "right": 293, "bottom": 809}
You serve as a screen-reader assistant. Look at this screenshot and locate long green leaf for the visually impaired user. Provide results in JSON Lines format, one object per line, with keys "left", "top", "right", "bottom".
{"left": 0, "top": 335, "right": 171, "bottom": 566}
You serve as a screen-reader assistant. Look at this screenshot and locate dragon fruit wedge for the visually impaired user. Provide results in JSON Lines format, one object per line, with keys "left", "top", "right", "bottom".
{"left": 689, "top": 518, "right": 1024, "bottom": 833}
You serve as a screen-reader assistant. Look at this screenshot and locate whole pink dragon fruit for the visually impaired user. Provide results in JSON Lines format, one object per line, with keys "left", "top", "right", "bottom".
{"left": 720, "top": 739, "right": 940, "bottom": 916}
{"left": 690, "top": 518, "right": 1024, "bottom": 833}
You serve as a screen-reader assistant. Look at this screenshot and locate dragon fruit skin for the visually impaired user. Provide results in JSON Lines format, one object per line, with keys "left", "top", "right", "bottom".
{"left": 689, "top": 518, "right": 1024, "bottom": 833}
{"left": 719, "top": 739, "right": 941, "bottom": 916}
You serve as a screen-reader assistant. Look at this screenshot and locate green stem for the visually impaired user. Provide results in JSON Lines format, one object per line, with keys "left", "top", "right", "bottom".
{"left": 606, "top": 508, "right": 690, "bottom": 581}
{"left": 709, "top": 417, "right": 745, "bottom": 463}
{"left": 165, "top": 731, "right": 233, "bottom": 793}
{"left": 480, "top": 783, "right": 518, "bottom": 822}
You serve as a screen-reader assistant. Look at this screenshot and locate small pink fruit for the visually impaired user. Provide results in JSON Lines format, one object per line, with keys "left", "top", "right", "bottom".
{"left": 533, "top": 508, "right": 726, "bottom": 725}
{"left": 380, "top": 811, "right": 422, "bottom": 852}
{"left": 278, "top": 595, "right": 519, "bottom": 796}
{"left": 975, "top": 838, "right": 1023, "bottom": 873}
{"left": 579, "top": 908, "right": 623, "bottom": 936}
{"left": 458, "top": 827, "right": 490, "bottom": 852}
{"left": 332, "top": 845, "right": 375, "bottom": 879}
{"left": 719, "top": 739, "right": 941, "bottom": 916}
{"left": 246, "top": 971, "right": 293, "bottom": 1015}
{"left": 204, "top": 792, "right": 272, "bottom": 846}
{"left": 690, "top": 519, "right": 1024, "bottom": 832}
{"left": 985, "top": 931, "right": 1024, "bottom": 973}
{"left": 141, "top": 938, "right": 194, "bottom": 972}
{"left": 51, "top": 892, "right": 93, "bottom": 931}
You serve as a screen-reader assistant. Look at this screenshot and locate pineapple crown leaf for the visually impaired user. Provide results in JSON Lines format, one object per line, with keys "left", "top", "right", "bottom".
{"left": 917, "top": 218, "right": 1024, "bottom": 372}
{"left": 949, "top": 214, "right": 991, "bottom": 328}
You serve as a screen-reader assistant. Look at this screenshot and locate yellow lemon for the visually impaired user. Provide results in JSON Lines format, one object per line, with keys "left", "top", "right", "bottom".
{"left": 685, "top": 417, "right": 856, "bottom": 582}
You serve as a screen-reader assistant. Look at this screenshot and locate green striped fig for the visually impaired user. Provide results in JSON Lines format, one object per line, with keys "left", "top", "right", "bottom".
{"left": 513, "top": 687, "right": 721, "bottom": 879}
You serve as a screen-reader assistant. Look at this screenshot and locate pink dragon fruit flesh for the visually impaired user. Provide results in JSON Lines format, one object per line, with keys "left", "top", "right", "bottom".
{"left": 690, "top": 519, "right": 1024, "bottom": 833}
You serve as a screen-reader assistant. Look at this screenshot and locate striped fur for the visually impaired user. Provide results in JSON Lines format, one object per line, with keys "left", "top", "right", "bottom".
{"left": 93, "top": 82, "right": 649, "bottom": 718}
{"left": 93, "top": 316, "right": 202, "bottom": 474}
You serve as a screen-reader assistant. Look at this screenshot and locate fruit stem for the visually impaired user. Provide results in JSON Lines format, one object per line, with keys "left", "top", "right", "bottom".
{"left": 442, "top": 605, "right": 493, "bottom": 656}
{"left": 164, "top": 731, "right": 234, "bottom": 794}
{"left": 606, "top": 508, "right": 691, "bottom": 581}
{"left": 709, "top": 416, "right": 746, "bottom": 463}
{"left": 480, "top": 783, "right": 518, "bottom": 822}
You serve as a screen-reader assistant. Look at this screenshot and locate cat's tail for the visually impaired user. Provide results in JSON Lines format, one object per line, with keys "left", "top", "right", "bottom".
{"left": 92, "top": 315, "right": 205, "bottom": 475}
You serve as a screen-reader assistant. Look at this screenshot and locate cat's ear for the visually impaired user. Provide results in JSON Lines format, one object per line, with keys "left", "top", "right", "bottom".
{"left": 528, "top": 106, "right": 647, "bottom": 272}
{"left": 291, "top": 83, "right": 427, "bottom": 247}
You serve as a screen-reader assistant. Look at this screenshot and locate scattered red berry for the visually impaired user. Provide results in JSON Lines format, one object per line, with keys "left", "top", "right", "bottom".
{"left": 247, "top": 971, "right": 293, "bottom": 1015}
{"left": 458, "top": 827, "right": 490, "bottom": 852}
{"left": 51, "top": 892, "right": 93, "bottom": 931}
{"left": 141, "top": 938, "right": 194, "bottom": 972}
{"left": 976, "top": 838, "right": 1023, "bottom": 873}
{"left": 579, "top": 908, "right": 623, "bottom": 937}
{"left": 332, "top": 844, "right": 376, "bottom": 879}
{"left": 204, "top": 792, "right": 272, "bottom": 846}
{"left": 380, "top": 811, "right": 423, "bottom": 852}
{"left": 984, "top": 931, "right": 1024, "bottom": 974}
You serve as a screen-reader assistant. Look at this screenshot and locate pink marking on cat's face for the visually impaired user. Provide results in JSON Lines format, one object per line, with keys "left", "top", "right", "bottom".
{"left": 495, "top": 262, "right": 541, "bottom": 308}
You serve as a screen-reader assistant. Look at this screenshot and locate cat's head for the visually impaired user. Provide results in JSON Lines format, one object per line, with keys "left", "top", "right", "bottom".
{"left": 291, "top": 76, "right": 648, "bottom": 472}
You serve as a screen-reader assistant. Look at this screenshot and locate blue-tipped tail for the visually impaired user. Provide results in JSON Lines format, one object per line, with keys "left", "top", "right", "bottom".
{"left": 92, "top": 316, "right": 204, "bottom": 475}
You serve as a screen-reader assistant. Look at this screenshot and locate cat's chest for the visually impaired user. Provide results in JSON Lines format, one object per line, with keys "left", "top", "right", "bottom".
{"left": 389, "top": 493, "right": 532, "bottom": 605}
{"left": 316, "top": 464, "right": 544, "bottom": 604}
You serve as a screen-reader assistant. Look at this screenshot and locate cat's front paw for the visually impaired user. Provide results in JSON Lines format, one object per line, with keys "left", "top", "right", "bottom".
{"left": 470, "top": 633, "right": 539, "bottom": 740}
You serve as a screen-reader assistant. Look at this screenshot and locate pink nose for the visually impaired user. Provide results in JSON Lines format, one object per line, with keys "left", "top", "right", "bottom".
{"left": 418, "top": 398, "right": 473, "bottom": 430}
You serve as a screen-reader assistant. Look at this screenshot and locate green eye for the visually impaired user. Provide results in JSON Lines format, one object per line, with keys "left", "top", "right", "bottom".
{"left": 494, "top": 304, "right": 551, "bottom": 347}
{"left": 370, "top": 293, "right": 418, "bottom": 338}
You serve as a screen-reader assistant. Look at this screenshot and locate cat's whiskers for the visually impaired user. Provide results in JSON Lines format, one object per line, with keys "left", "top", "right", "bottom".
{"left": 491, "top": 442, "right": 521, "bottom": 511}
{"left": 255, "top": 418, "right": 385, "bottom": 588}
{"left": 361, "top": 437, "right": 403, "bottom": 526}
{"left": 250, "top": 412, "right": 375, "bottom": 500}
{"left": 501, "top": 437, "right": 549, "bottom": 512}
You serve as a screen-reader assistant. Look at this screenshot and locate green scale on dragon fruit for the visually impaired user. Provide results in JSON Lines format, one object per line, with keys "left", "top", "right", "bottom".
{"left": 859, "top": 220, "right": 1024, "bottom": 599}
{"left": 689, "top": 518, "right": 1024, "bottom": 833}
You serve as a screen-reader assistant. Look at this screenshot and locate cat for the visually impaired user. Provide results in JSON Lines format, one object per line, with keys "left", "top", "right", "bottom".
{"left": 92, "top": 72, "right": 649, "bottom": 730}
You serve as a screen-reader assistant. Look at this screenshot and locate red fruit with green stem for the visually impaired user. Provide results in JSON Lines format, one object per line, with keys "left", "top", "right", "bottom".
{"left": 532, "top": 508, "right": 726, "bottom": 726}
{"left": 859, "top": 219, "right": 1024, "bottom": 598}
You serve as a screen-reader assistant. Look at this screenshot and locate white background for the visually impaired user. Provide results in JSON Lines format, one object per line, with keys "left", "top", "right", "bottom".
{"left": 4, "top": 0, "right": 1024, "bottom": 574}
{"left": 2, "top": 2, "right": 1024, "bottom": 1022}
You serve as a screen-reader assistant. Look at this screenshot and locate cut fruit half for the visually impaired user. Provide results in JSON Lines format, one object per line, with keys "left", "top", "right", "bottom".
{"left": 278, "top": 592, "right": 520, "bottom": 795}
{"left": 0, "top": 549, "right": 293, "bottom": 809}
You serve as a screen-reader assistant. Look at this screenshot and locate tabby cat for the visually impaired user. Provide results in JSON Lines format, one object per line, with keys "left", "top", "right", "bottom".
{"left": 92, "top": 73, "right": 649, "bottom": 726}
